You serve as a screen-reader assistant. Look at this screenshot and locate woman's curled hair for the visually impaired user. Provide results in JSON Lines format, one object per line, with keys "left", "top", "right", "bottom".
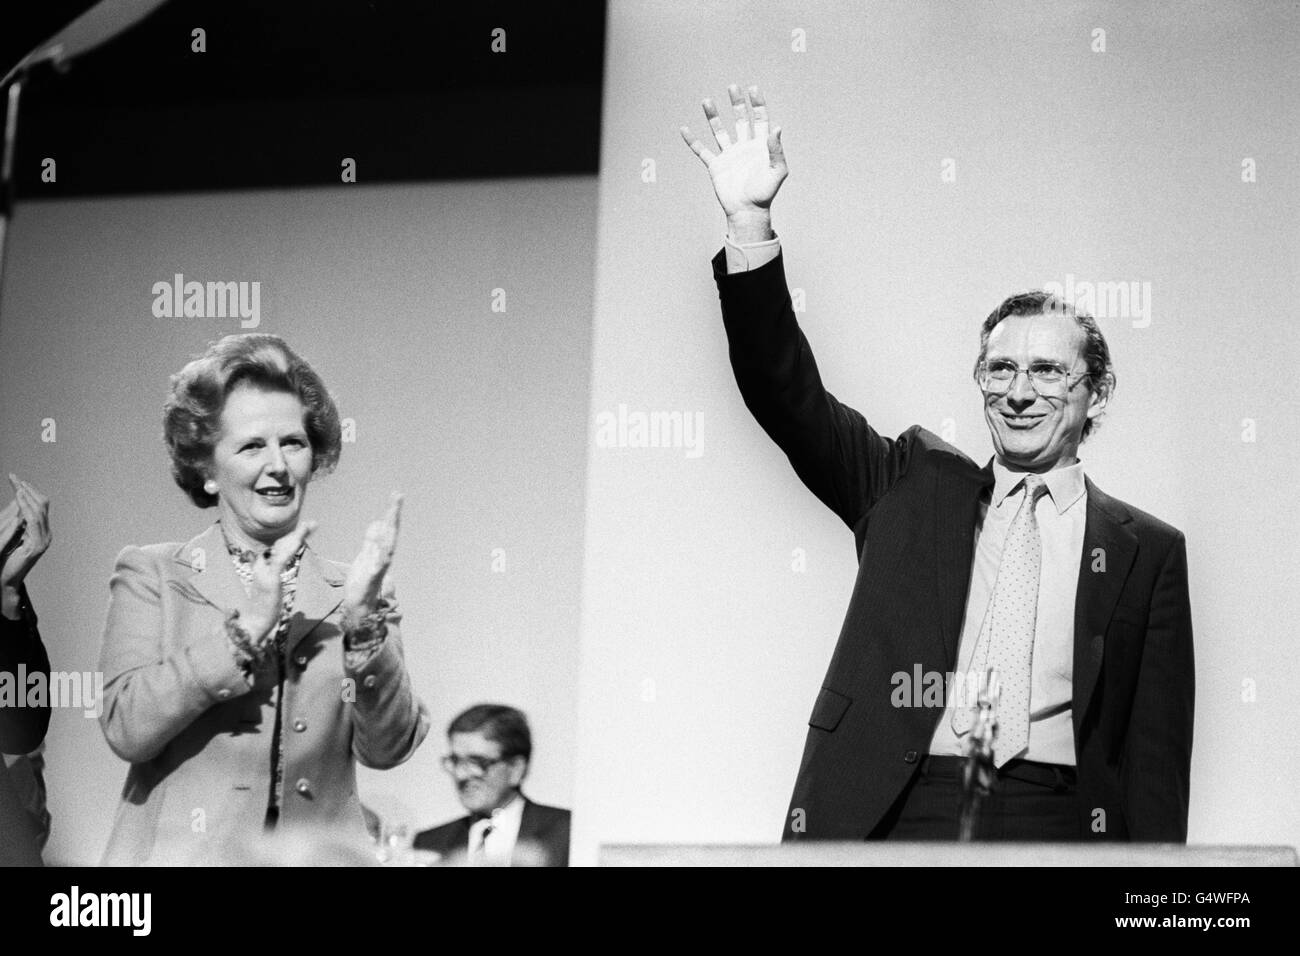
{"left": 163, "top": 334, "right": 342, "bottom": 507}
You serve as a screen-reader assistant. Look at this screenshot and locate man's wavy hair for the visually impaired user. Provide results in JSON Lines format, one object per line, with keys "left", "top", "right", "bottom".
{"left": 448, "top": 704, "right": 533, "bottom": 763}
{"left": 974, "top": 290, "right": 1116, "bottom": 441}
{"left": 163, "top": 334, "right": 342, "bottom": 508}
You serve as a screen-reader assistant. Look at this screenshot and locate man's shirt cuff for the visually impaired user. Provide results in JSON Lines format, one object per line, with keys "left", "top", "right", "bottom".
{"left": 723, "top": 233, "right": 782, "bottom": 273}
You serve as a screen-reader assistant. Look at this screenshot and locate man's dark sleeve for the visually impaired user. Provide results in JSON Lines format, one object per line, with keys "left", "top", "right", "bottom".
{"left": 712, "top": 249, "right": 915, "bottom": 528}
{"left": 1121, "top": 534, "right": 1195, "bottom": 841}
{"left": 0, "top": 587, "right": 51, "bottom": 755}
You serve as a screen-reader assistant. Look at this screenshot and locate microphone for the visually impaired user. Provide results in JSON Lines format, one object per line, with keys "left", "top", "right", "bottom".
{"left": 958, "top": 667, "right": 1001, "bottom": 841}
{"left": 2, "top": 0, "right": 172, "bottom": 87}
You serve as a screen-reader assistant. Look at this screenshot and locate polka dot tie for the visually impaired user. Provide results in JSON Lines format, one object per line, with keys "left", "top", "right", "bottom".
{"left": 951, "top": 474, "right": 1049, "bottom": 766}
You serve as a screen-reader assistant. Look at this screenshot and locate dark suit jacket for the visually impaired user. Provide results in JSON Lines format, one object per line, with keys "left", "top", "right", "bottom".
{"left": 1, "top": 587, "right": 50, "bottom": 865}
{"left": 715, "top": 250, "right": 1195, "bottom": 843}
{"left": 414, "top": 797, "right": 571, "bottom": 866}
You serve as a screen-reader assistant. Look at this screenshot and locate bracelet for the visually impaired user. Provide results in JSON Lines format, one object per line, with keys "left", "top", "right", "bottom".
{"left": 341, "top": 605, "right": 389, "bottom": 648}
{"left": 341, "top": 604, "right": 389, "bottom": 672}
{"left": 225, "top": 610, "right": 276, "bottom": 676}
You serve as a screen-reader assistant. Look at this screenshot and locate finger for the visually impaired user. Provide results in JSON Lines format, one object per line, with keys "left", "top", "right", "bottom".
{"left": 273, "top": 520, "right": 316, "bottom": 568}
{"left": 15, "top": 483, "right": 48, "bottom": 534}
{"left": 679, "top": 126, "right": 717, "bottom": 165}
{"left": 728, "top": 84, "right": 751, "bottom": 141}
{"left": 749, "top": 86, "right": 770, "bottom": 141}
{"left": 768, "top": 126, "right": 787, "bottom": 174}
{"left": 18, "top": 479, "right": 48, "bottom": 510}
{"left": 386, "top": 493, "right": 403, "bottom": 538}
{"left": 13, "top": 486, "right": 37, "bottom": 526}
{"left": 16, "top": 498, "right": 49, "bottom": 549}
{"left": 14, "top": 488, "right": 46, "bottom": 541}
{"left": 702, "top": 97, "right": 731, "bottom": 150}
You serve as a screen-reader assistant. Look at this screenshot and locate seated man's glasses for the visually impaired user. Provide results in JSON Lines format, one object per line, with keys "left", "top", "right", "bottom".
{"left": 977, "top": 360, "right": 1091, "bottom": 398}
{"left": 441, "top": 754, "right": 508, "bottom": 777}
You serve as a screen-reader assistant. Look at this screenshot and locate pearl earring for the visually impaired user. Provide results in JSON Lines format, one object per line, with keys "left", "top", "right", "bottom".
{"left": 203, "top": 479, "right": 218, "bottom": 495}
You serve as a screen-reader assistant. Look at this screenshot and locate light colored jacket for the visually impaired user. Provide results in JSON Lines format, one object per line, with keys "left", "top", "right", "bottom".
{"left": 98, "top": 522, "right": 429, "bottom": 865}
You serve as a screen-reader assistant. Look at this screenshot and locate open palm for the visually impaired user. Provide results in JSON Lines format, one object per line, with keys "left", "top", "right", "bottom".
{"left": 343, "top": 493, "right": 402, "bottom": 617}
{"left": 241, "top": 520, "right": 316, "bottom": 641}
{"left": 681, "top": 84, "right": 788, "bottom": 218}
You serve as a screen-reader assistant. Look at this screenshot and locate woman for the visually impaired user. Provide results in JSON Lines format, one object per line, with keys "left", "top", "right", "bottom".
{"left": 98, "top": 334, "right": 429, "bottom": 865}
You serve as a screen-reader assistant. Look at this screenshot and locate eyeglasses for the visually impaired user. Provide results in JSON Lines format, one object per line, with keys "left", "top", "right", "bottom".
{"left": 976, "top": 360, "right": 1091, "bottom": 398}
{"left": 441, "top": 754, "right": 509, "bottom": 777}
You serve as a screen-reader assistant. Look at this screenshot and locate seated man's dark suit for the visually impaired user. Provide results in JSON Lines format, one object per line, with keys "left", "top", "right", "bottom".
{"left": 1, "top": 587, "right": 51, "bottom": 865}
{"left": 714, "top": 250, "right": 1194, "bottom": 842}
{"left": 414, "top": 798, "right": 570, "bottom": 866}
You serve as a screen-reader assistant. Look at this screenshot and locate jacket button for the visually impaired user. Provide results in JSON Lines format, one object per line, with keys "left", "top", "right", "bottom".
{"left": 903, "top": 750, "right": 918, "bottom": 763}
{"left": 293, "top": 719, "right": 307, "bottom": 733}
{"left": 363, "top": 674, "right": 377, "bottom": 689}
{"left": 295, "top": 654, "right": 308, "bottom": 668}
{"left": 295, "top": 778, "right": 311, "bottom": 795}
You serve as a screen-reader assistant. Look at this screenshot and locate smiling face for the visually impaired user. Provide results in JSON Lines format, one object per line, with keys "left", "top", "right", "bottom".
{"left": 448, "top": 730, "right": 526, "bottom": 816}
{"left": 980, "top": 312, "right": 1107, "bottom": 472}
{"left": 208, "top": 382, "right": 313, "bottom": 548}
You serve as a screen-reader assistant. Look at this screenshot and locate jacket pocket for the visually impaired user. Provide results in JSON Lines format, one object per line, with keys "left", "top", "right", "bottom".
{"left": 808, "top": 687, "right": 852, "bottom": 732}
{"left": 166, "top": 579, "right": 211, "bottom": 605}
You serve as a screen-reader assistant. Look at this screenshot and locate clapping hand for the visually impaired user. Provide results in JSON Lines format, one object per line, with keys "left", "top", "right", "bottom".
{"left": 240, "top": 520, "right": 317, "bottom": 642}
{"left": 1, "top": 475, "right": 52, "bottom": 619}
{"left": 342, "top": 493, "right": 402, "bottom": 624}
{"left": 680, "top": 84, "right": 788, "bottom": 241}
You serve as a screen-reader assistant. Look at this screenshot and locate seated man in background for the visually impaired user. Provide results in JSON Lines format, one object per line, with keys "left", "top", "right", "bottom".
{"left": 414, "top": 704, "right": 570, "bottom": 866}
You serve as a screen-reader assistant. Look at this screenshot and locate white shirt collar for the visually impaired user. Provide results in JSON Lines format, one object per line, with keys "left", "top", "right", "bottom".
{"left": 990, "top": 458, "right": 1087, "bottom": 515}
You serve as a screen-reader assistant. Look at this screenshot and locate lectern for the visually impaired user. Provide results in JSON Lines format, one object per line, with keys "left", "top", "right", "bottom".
{"left": 599, "top": 843, "right": 1298, "bottom": 866}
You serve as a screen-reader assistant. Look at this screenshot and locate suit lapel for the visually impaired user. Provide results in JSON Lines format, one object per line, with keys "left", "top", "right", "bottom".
{"left": 517, "top": 798, "right": 537, "bottom": 841}
{"left": 512, "top": 798, "right": 537, "bottom": 867}
{"left": 1072, "top": 477, "right": 1137, "bottom": 735}
{"left": 934, "top": 459, "right": 995, "bottom": 667}
{"left": 184, "top": 523, "right": 249, "bottom": 613}
{"left": 451, "top": 817, "right": 473, "bottom": 854}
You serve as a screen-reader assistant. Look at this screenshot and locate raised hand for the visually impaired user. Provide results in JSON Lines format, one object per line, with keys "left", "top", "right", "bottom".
{"left": 680, "top": 84, "right": 788, "bottom": 240}
{"left": 2, "top": 475, "right": 52, "bottom": 618}
{"left": 240, "top": 519, "right": 317, "bottom": 641}
{"left": 342, "top": 493, "right": 402, "bottom": 622}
